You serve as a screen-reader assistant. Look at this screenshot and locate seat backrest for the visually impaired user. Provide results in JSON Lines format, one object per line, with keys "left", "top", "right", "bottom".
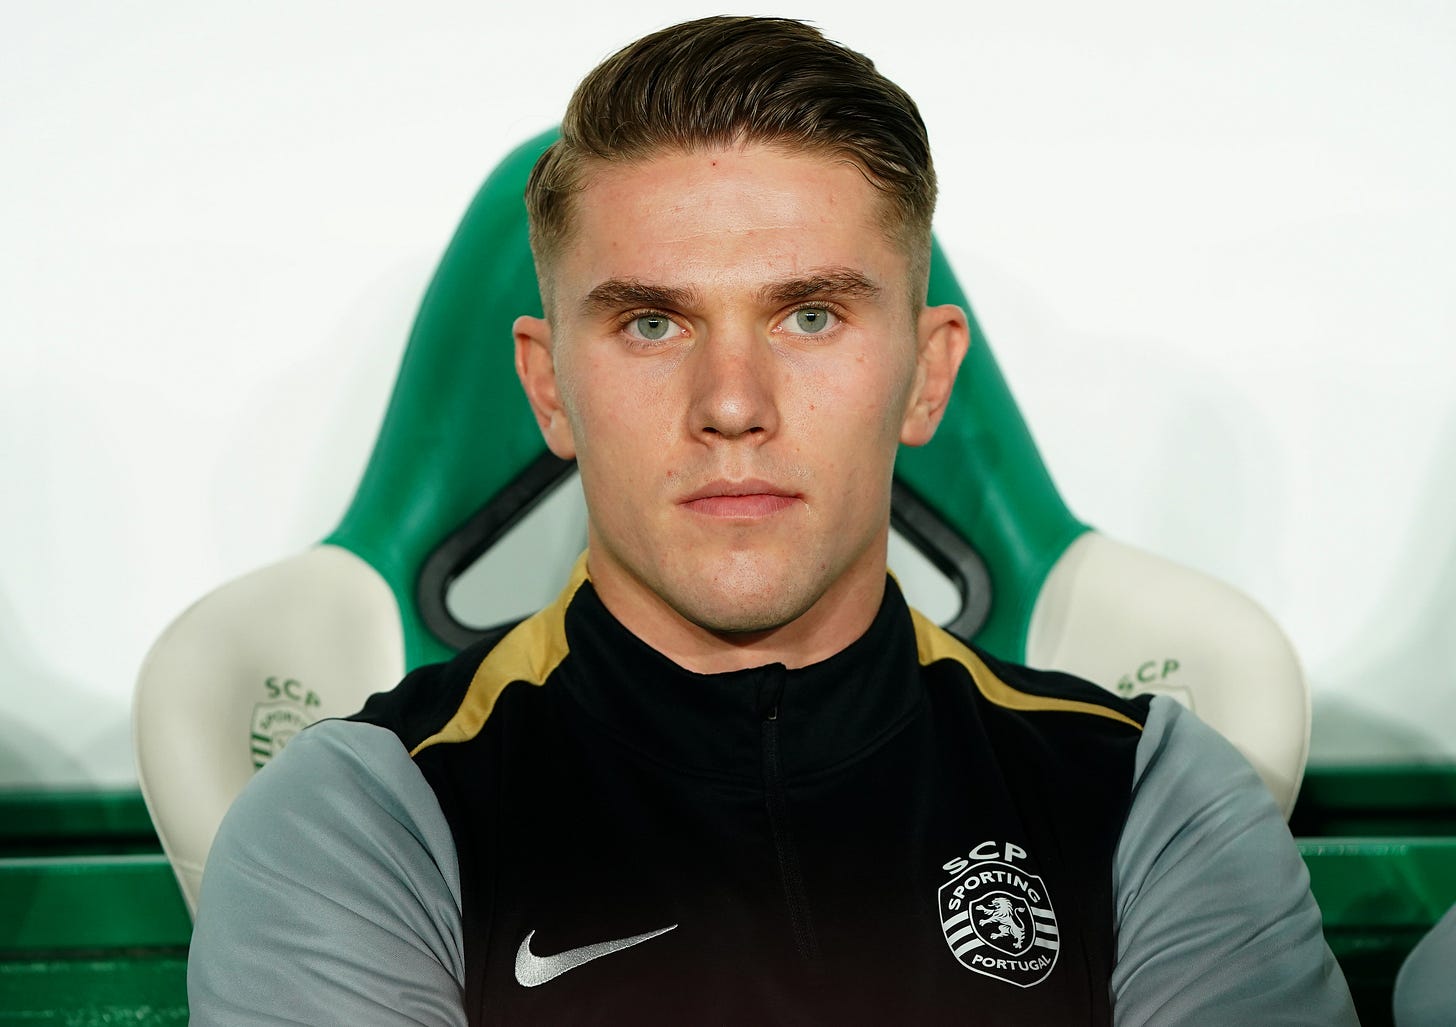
{"left": 135, "top": 130, "right": 1308, "bottom": 914}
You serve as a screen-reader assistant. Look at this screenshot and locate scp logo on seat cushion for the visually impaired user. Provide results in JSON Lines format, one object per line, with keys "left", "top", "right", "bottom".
{"left": 249, "top": 676, "right": 320, "bottom": 770}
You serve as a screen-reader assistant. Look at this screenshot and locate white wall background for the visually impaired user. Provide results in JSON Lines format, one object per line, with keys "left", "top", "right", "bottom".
{"left": 3, "top": 0, "right": 1452, "bottom": 788}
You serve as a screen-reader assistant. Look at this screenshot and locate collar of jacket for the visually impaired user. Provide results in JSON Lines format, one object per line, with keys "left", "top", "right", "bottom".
{"left": 556, "top": 575, "right": 927, "bottom": 783}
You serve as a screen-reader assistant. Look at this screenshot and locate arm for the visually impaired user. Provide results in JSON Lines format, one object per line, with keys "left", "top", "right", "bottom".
{"left": 1111, "top": 697, "right": 1356, "bottom": 1025}
{"left": 1394, "top": 901, "right": 1456, "bottom": 1026}
{"left": 187, "top": 720, "right": 466, "bottom": 1026}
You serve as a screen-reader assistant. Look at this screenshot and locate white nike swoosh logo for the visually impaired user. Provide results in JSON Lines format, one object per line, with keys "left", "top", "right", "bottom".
{"left": 514, "top": 924, "right": 678, "bottom": 987}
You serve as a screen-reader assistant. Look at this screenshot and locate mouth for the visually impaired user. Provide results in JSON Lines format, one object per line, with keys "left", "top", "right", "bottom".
{"left": 680, "top": 479, "right": 801, "bottom": 518}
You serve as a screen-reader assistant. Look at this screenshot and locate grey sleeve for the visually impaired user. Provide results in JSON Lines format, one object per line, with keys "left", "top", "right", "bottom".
{"left": 1394, "top": 901, "right": 1456, "bottom": 1026}
{"left": 1111, "top": 697, "right": 1357, "bottom": 1025}
{"left": 188, "top": 720, "right": 466, "bottom": 1026}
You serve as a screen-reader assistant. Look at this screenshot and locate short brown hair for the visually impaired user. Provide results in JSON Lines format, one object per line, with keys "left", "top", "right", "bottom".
{"left": 525, "top": 16, "right": 937, "bottom": 305}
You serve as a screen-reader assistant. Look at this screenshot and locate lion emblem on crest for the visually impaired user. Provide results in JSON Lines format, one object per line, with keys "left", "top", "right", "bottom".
{"left": 978, "top": 896, "right": 1026, "bottom": 947}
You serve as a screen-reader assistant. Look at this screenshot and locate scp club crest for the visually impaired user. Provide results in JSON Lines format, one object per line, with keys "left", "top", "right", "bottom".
{"left": 938, "top": 846, "right": 1059, "bottom": 988}
{"left": 249, "top": 700, "right": 310, "bottom": 770}
{"left": 250, "top": 676, "right": 321, "bottom": 770}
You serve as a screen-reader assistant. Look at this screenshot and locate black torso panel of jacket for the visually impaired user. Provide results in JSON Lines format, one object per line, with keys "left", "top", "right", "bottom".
{"left": 352, "top": 570, "right": 1151, "bottom": 1026}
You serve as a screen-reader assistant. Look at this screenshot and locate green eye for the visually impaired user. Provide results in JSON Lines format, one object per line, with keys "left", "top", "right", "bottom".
{"left": 793, "top": 308, "right": 831, "bottom": 334}
{"left": 633, "top": 314, "right": 673, "bottom": 341}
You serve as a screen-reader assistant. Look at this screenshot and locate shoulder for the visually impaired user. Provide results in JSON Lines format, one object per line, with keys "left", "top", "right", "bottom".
{"left": 349, "top": 630, "right": 510, "bottom": 751}
{"left": 194, "top": 719, "right": 462, "bottom": 921}
{"left": 210, "top": 718, "right": 459, "bottom": 870}
{"left": 909, "top": 607, "right": 1150, "bottom": 735}
{"left": 352, "top": 566, "right": 588, "bottom": 754}
{"left": 1116, "top": 698, "right": 1283, "bottom": 895}
{"left": 1111, "top": 697, "right": 1357, "bottom": 1023}
{"left": 189, "top": 719, "right": 466, "bottom": 1024}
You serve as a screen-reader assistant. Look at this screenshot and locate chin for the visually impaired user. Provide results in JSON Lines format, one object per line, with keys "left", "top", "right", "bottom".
{"left": 671, "top": 580, "right": 821, "bottom": 638}
{"left": 691, "top": 607, "right": 800, "bottom": 637}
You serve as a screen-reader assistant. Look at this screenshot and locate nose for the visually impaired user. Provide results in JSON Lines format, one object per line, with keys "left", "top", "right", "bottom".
{"left": 687, "top": 328, "right": 779, "bottom": 443}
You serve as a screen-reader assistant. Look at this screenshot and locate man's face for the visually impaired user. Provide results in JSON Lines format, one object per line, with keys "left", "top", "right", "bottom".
{"left": 516, "top": 145, "right": 965, "bottom": 669}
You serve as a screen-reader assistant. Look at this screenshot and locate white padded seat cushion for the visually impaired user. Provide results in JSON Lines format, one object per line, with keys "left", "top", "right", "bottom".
{"left": 133, "top": 544, "right": 405, "bottom": 913}
{"left": 1027, "top": 532, "right": 1309, "bottom": 816}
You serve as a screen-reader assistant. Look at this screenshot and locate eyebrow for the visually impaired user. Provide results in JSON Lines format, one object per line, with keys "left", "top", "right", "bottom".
{"left": 578, "top": 267, "right": 883, "bottom": 318}
{"left": 579, "top": 279, "right": 703, "bottom": 318}
{"left": 758, "top": 268, "right": 882, "bottom": 306}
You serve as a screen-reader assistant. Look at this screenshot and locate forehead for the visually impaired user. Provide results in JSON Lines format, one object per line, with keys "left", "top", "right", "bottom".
{"left": 553, "top": 146, "right": 909, "bottom": 310}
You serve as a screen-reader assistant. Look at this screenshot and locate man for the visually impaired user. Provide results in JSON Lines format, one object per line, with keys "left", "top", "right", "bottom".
{"left": 189, "top": 16, "right": 1357, "bottom": 1024}
{"left": 1395, "top": 903, "right": 1456, "bottom": 1025}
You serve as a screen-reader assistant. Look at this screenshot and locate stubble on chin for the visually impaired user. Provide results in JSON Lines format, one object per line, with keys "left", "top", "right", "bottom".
{"left": 660, "top": 550, "right": 827, "bottom": 636}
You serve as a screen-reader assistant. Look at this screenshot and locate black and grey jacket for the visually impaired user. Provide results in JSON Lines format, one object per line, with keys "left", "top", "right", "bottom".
{"left": 188, "top": 563, "right": 1357, "bottom": 1025}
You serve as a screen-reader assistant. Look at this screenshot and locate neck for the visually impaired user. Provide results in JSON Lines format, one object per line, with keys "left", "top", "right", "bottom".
{"left": 586, "top": 548, "right": 890, "bottom": 675}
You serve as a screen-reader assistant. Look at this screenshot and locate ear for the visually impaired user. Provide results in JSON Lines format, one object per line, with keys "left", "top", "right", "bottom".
{"left": 900, "top": 303, "right": 970, "bottom": 447}
{"left": 513, "top": 315, "right": 577, "bottom": 460}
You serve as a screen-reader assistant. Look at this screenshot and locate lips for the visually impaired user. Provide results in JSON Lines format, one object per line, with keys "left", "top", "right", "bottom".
{"left": 680, "top": 479, "right": 801, "bottom": 518}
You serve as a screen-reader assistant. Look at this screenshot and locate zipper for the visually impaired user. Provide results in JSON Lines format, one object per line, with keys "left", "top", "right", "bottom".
{"left": 761, "top": 692, "right": 820, "bottom": 962}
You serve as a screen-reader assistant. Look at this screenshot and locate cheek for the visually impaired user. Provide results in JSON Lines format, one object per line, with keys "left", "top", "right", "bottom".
{"left": 872, "top": 352, "right": 921, "bottom": 444}
{"left": 591, "top": 347, "right": 689, "bottom": 433}
{"left": 563, "top": 366, "right": 674, "bottom": 486}
{"left": 801, "top": 349, "right": 914, "bottom": 441}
